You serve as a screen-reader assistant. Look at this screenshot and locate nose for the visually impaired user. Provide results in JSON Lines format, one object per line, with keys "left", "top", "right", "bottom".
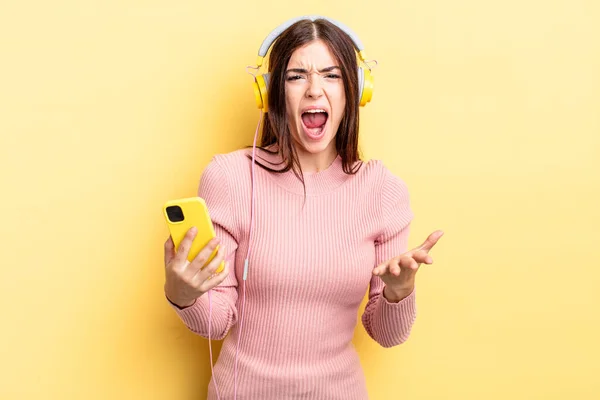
{"left": 305, "top": 74, "right": 324, "bottom": 99}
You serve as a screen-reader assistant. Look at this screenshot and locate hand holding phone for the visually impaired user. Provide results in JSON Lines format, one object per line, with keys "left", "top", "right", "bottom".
{"left": 163, "top": 197, "right": 225, "bottom": 273}
{"left": 162, "top": 197, "right": 229, "bottom": 308}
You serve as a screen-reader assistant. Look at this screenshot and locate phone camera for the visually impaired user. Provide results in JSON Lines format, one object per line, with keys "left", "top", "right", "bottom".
{"left": 166, "top": 205, "right": 184, "bottom": 222}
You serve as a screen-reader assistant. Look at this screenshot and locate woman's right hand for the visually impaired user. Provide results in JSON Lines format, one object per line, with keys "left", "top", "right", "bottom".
{"left": 163, "top": 227, "right": 229, "bottom": 308}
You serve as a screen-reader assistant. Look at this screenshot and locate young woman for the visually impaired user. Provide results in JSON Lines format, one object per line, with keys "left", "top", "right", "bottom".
{"left": 163, "top": 16, "right": 443, "bottom": 400}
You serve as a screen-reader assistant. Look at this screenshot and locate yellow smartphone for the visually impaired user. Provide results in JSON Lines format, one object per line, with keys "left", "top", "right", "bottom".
{"left": 163, "top": 196, "right": 224, "bottom": 273}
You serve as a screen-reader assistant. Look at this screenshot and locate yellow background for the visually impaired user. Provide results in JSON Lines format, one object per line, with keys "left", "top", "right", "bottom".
{"left": 1, "top": 0, "right": 598, "bottom": 399}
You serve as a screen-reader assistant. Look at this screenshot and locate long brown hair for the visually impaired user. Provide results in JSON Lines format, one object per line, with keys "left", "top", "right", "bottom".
{"left": 249, "top": 18, "right": 364, "bottom": 183}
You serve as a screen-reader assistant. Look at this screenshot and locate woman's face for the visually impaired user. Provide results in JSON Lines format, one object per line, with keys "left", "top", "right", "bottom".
{"left": 284, "top": 39, "right": 346, "bottom": 160}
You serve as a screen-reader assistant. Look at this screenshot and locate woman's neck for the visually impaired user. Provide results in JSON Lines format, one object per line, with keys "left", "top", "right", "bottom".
{"left": 295, "top": 145, "right": 338, "bottom": 174}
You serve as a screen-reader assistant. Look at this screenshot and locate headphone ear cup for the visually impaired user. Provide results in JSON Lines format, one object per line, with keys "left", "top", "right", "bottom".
{"left": 253, "top": 73, "right": 270, "bottom": 112}
{"left": 358, "top": 67, "right": 374, "bottom": 107}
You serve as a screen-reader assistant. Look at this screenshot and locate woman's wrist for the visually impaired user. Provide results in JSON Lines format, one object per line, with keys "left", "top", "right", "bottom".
{"left": 383, "top": 284, "right": 414, "bottom": 303}
{"left": 165, "top": 291, "right": 196, "bottom": 309}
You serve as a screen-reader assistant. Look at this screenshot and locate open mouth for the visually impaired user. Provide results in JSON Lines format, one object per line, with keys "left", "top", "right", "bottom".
{"left": 300, "top": 109, "right": 329, "bottom": 140}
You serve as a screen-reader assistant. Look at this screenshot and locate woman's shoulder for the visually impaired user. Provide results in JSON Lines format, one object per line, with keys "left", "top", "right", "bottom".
{"left": 357, "top": 158, "right": 410, "bottom": 196}
{"left": 206, "top": 148, "right": 253, "bottom": 174}
{"left": 359, "top": 159, "right": 410, "bottom": 209}
{"left": 209, "top": 145, "right": 285, "bottom": 175}
{"left": 198, "top": 148, "right": 251, "bottom": 193}
{"left": 211, "top": 147, "right": 251, "bottom": 164}
{"left": 357, "top": 158, "right": 412, "bottom": 225}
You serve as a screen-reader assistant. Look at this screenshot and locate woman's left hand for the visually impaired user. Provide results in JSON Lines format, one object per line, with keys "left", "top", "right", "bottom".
{"left": 372, "top": 230, "right": 444, "bottom": 302}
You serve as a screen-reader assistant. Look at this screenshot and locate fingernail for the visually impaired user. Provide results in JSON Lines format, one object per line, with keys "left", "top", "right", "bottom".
{"left": 190, "top": 227, "right": 197, "bottom": 234}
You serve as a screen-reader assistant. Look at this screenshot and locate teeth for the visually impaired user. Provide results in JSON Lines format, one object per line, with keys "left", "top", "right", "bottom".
{"left": 304, "top": 109, "right": 326, "bottom": 114}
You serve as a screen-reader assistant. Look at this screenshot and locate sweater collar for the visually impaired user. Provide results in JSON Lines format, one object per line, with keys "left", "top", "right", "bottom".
{"left": 249, "top": 146, "right": 352, "bottom": 196}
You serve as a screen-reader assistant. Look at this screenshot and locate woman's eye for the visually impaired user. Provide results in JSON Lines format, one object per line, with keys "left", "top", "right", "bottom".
{"left": 285, "top": 73, "right": 340, "bottom": 81}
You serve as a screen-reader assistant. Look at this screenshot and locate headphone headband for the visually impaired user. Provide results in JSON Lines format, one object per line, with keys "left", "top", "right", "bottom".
{"left": 255, "top": 15, "right": 367, "bottom": 67}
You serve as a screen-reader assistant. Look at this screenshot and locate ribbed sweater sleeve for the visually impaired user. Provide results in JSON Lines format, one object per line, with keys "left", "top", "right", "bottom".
{"left": 169, "top": 157, "right": 240, "bottom": 339}
{"left": 361, "top": 166, "right": 416, "bottom": 348}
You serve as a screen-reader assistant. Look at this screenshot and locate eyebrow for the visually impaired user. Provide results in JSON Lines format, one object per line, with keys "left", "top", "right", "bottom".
{"left": 285, "top": 66, "right": 341, "bottom": 73}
